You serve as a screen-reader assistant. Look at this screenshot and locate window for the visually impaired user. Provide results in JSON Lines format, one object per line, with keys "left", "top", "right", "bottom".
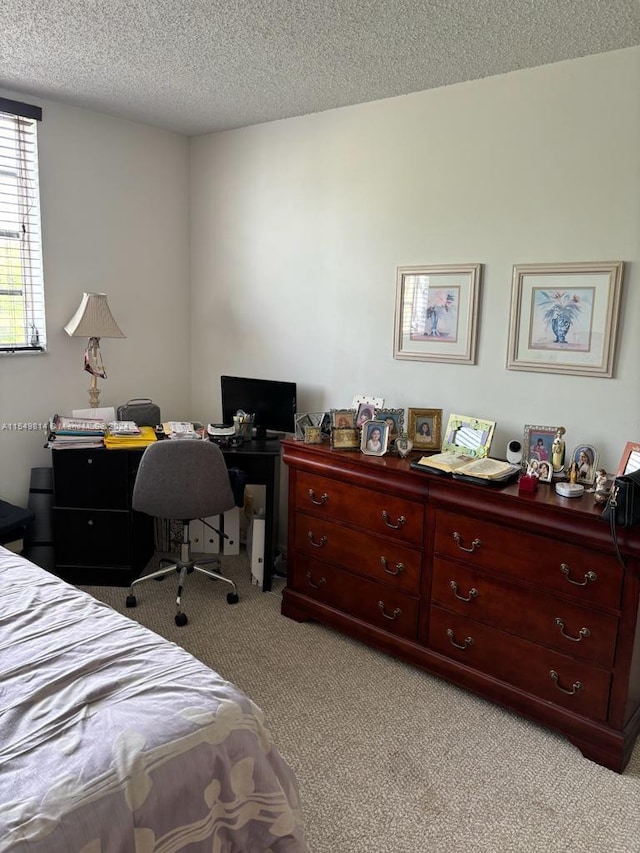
{"left": 0, "top": 97, "right": 45, "bottom": 352}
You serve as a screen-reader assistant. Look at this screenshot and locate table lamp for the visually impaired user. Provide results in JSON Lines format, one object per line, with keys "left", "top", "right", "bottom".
{"left": 64, "top": 292, "right": 125, "bottom": 407}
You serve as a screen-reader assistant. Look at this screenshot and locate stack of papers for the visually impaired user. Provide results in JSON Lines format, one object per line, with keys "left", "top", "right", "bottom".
{"left": 104, "top": 425, "right": 157, "bottom": 450}
{"left": 107, "top": 420, "right": 141, "bottom": 435}
{"left": 163, "top": 421, "right": 199, "bottom": 439}
{"left": 47, "top": 415, "right": 106, "bottom": 449}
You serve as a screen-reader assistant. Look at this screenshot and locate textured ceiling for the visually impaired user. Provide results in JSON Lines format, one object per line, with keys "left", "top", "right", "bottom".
{"left": 1, "top": 1, "right": 639, "bottom": 136}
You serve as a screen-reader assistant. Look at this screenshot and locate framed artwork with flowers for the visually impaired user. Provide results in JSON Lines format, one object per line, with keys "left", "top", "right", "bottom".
{"left": 507, "top": 261, "right": 624, "bottom": 377}
{"left": 393, "top": 264, "right": 482, "bottom": 364}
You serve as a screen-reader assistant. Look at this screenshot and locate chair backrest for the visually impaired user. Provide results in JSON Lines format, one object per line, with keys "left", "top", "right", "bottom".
{"left": 132, "top": 440, "right": 236, "bottom": 520}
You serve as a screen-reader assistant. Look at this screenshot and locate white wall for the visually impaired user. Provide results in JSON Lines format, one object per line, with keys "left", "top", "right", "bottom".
{"left": 0, "top": 91, "right": 191, "bottom": 505}
{"left": 190, "top": 47, "right": 640, "bottom": 484}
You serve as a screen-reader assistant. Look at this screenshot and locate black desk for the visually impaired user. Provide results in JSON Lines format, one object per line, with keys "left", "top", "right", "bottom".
{"left": 51, "top": 440, "right": 282, "bottom": 591}
{"left": 219, "top": 439, "right": 282, "bottom": 592}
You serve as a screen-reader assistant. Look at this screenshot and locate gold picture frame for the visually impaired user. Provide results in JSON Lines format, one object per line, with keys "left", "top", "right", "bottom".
{"left": 331, "top": 427, "right": 360, "bottom": 450}
{"left": 407, "top": 408, "right": 442, "bottom": 451}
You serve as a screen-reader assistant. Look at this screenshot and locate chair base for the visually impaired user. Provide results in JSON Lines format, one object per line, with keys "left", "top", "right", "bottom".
{"left": 127, "top": 555, "right": 239, "bottom": 626}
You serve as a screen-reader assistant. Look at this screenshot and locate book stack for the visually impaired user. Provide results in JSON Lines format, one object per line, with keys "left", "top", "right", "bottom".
{"left": 104, "top": 422, "right": 157, "bottom": 450}
{"left": 47, "top": 415, "right": 106, "bottom": 449}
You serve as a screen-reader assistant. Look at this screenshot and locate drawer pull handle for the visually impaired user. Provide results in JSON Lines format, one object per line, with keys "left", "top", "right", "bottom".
{"left": 377, "top": 601, "right": 401, "bottom": 620}
{"left": 449, "top": 580, "right": 479, "bottom": 602}
{"left": 308, "top": 489, "right": 328, "bottom": 506}
{"left": 446, "top": 628, "right": 473, "bottom": 650}
{"left": 380, "top": 556, "right": 405, "bottom": 576}
{"left": 555, "top": 617, "right": 591, "bottom": 642}
{"left": 307, "top": 531, "right": 327, "bottom": 548}
{"left": 549, "top": 670, "right": 583, "bottom": 695}
{"left": 382, "top": 511, "right": 406, "bottom": 530}
{"left": 560, "top": 564, "right": 597, "bottom": 586}
{"left": 306, "top": 571, "right": 326, "bottom": 589}
{"left": 453, "top": 532, "right": 481, "bottom": 553}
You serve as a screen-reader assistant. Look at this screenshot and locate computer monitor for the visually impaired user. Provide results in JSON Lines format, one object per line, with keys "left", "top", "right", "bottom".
{"left": 221, "top": 375, "right": 297, "bottom": 440}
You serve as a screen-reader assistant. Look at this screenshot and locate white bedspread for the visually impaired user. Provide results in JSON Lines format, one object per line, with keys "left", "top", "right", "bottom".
{"left": 0, "top": 547, "right": 308, "bottom": 852}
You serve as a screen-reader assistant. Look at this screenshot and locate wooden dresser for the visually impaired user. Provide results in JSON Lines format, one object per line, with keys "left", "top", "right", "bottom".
{"left": 281, "top": 438, "right": 640, "bottom": 772}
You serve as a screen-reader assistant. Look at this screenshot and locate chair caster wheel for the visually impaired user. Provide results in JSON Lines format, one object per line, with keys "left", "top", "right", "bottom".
{"left": 175, "top": 612, "right": 188, "bottom": 626}
{"left": 227, "top": 592, "right": 239, "bottom": 605}
{"left": 126, "top": 595, "right": 137, "bottom": 608}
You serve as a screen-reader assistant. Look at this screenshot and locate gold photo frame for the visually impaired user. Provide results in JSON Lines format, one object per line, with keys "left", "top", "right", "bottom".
{"left": 331, "top": 427, "right": 360, "bottom": 450}
{"left": 407, "top": 408, "right": 442, "bottom": 451}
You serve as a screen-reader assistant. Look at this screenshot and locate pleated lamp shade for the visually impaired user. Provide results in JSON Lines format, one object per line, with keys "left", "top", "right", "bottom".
{"left": 64, "top": 293, "right": 125, "bottom": 339}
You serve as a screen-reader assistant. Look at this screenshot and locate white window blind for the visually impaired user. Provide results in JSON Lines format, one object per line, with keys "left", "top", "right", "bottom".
{"left": 0, "top": 97, "right": 45, "bottom": 352}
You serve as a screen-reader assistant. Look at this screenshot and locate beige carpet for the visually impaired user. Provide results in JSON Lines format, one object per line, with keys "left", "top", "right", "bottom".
{"left": 82, "top": 552, "right": 640, "bottom": 853}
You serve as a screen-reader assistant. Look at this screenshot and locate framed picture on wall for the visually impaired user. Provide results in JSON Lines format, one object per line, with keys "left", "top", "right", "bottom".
{"left": 507, "top": 261, "right": 624, "bottom": 377}
{"left": 394, "top": 264, "right": 482, "bottom": 364}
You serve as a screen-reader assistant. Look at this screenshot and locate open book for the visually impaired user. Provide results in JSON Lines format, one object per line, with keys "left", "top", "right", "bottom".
{"left": 411, "top": 452, "right": 519, "bottom": 481}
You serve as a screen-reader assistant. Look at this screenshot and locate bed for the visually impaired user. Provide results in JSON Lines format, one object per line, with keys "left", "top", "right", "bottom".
{"left": 0, "top": 546, "right": 308, "bottom": 852}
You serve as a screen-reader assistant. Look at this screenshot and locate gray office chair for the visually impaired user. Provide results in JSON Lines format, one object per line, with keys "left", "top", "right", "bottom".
{"left": 126, "top": 439, "right": 239, "bottom": 626}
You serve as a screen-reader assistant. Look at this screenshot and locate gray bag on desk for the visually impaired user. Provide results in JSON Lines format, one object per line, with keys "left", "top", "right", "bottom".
{"left": 117, "top": 398, "right": 161, "bottom": 427}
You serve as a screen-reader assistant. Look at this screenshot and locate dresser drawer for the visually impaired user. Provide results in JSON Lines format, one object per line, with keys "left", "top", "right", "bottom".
{"left": 429, "top": 605, "right": 611, "bottom": 721}
{"left": 431, "top": 558, "right": 618, "bottom": 669}
{"left": 295, "top": 471, "right": 423, "bottom": 546}
{"left": 434, "top": 509, "right": 623, "bottom": 610}
{"left": 53, "top": 508, "right": 131, "bottom": 566}
{"left": 294, "top": 511, "right": 421, "bottom": 594}
{"left": 291, "top": 555, "right": 419, "bottom": 641}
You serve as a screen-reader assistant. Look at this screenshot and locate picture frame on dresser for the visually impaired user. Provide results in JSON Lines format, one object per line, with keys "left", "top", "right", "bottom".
{"left": 507, "top": 261, "right": 624, "bottom": 378}
{"left": 569, "top": 444, "right": 599, "bottom": 486}
{"left": 374, "top": 408, "right": 404, "bottom": 448}
{"left": 616, "top": 442, "right": 640, "bottom": 477}
{"left": 394, "top": 263, "right": 482, "bottom": 364}
{"left": 330, "top": 409, "right": 356, "bottom": 429}
{"left": 442, "top": 413, "right": 495, "bottom": 458}
{"left": 407, "top": 408, "right": 442, "bottom": 450}
{"left": 331, "top": 427, "right": 360, "bottom": 450}
{"left": 523, "top": 424, "right": 560, "bottom": 472}
{"left": 294, "top": 411, "right": 330, "bottom": 440}
{"left": 360, "top": 420, "right": 389, "bottom": 456}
